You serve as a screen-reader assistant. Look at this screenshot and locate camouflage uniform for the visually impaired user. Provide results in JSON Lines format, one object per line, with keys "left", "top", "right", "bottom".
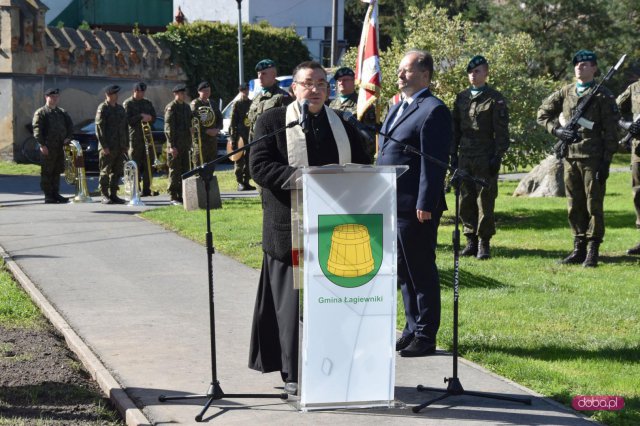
{"left": 32, "top": 105, "right": 73, "bottom": 200}
{"left": 329, "top": 92, "right": 377, "bottom": 159}
{"left": 123, "top": 96, "right": 156, "bottom": 194}
{"left": 96, "top": 101, "right": 128, "bottom": 198}
{"left": 229, "top": 97, "right": 251, "bottom": 185}
{"left": 452, "top": 85, "right": 509, "bottom": 254}
{"left": 537, "top": 82, "right": 619, "bottom": 248}
{"left": 247, "top": 85, "right": 291, "bottom": 142}
{"left": 164, "top": 99, "right": 192, "bottom": 200}
{"left": 190, "top": 97, "right": 222, "bottom": 166}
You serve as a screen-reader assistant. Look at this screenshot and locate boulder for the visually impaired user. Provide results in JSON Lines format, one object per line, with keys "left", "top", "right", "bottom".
{"left": 513, "top": 155, "right": 565, "bottom": 197}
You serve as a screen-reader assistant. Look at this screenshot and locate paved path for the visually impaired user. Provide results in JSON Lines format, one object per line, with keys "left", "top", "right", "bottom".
{"left": 0, "top": 174, "right": 595, "bottom": 425}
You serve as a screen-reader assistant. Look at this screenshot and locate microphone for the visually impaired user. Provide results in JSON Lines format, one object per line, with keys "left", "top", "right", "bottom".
{"left": 336, "top": 111, "right": 376, "bottom": 142}
{"left": 299, "top": 100, "right": 310, "bottom": 133}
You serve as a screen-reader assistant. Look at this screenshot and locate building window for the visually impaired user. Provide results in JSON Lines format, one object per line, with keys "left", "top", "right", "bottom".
{"left": 307, "top": 27, "right": 312, "bottom": 39}
{"left": 324, "top": 26, "right": 332, "bottom": 40}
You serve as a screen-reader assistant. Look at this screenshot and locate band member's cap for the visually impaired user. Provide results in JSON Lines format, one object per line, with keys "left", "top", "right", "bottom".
{"left": 104, "top": 85, "right": 121, "bottom": 95}
{"left": 134, "top": 81, "right": 147, "bottom": 91}
{"left": 172, "top": 83, "right": 187, "bottom": 93}
{"left": 238, "top": 82, "right": 249, "bottom": 91}
{"left": 44, "top": 88, "right": 59, "bottom": 96}
{"left": 573, "top": 49, "right": 597, "bottom": 65}
{"left": 197, "top": 81, "right": 210, "bottom": 91}
{"left": 334, "top": 67, "right": 355, "bottom": 80}
{"left": 466, "top": 55, "right": 488, "bottom": 72}
{"left": 255, "top": 59, "right": 276, "bottom": 72}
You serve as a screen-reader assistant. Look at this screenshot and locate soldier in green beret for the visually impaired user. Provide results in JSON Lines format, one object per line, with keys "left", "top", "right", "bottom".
{"left": 229, "top": 83, "right": 255, "bottom": 191}
{"left": 616, "top": 78, "right": 640, "bottom": 255}
{"left": 32, "top": 88, "right": 74, "bottom": 204}
{"left": 96, "top": 85, "right": 128, "bottom": 204}
{"left": 451, "top": 55, "right": 510, "bottom": 259}
{"left": 164, "top": 84, "right": 193, "bottom": 205}
{"left": 329, "top": 66, "right": 377, "bottom": 160}
{"left": 537, "top": 50, "right": 620, "bottom": 267}
{"left": 190, "top": 81, "right": 223, "bottom": 166}
{"left": 246, "top": 59, "right": 292, "bottom": 143}
{"left": 123, "top": 82, "right": 157, "bottom": 197}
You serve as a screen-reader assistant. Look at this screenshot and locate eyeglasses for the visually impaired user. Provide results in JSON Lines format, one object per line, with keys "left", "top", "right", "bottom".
{"left": 295, "top": 80, "right": 329, "bottom": 90}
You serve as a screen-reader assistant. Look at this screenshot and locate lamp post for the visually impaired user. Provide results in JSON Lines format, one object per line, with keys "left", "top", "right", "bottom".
{"left": 236, "top": 0, "right": 244, "bottom": 85}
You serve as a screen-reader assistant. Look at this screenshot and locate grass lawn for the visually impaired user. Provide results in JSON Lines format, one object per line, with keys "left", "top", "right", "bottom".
{"left": 142, "top": 161, "right": 639, "bottom": 426}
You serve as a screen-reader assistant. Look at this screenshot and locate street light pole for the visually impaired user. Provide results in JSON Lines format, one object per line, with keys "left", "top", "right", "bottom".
{"left": 330, "top": 0, "right": 338, "bottom": 67}
{"left": 236, "top": 0, "right": 244, "bottom": 84}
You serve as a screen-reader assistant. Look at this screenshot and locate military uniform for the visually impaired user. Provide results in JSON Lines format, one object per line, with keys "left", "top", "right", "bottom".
{"left": 329, "top": 93, "right": 377, "bottom": 158}
{"left": 190, "top": 97, "right": 222, "bottom": 166}
{"left": 247, "top": 84, "right": 291, "bottom": 142}
{"left": 452, "top": 85, "right": 509, "bottom": 257}
{"left": 32, "top": 100, "right": 73, "bottom": 203}
{"left": 96, "top": 98, "right": 128, "bottom": 201}
{"left": 123, "top": 95, "right": 156, "bottom": 194}
{"left": 616, "top": 80, "right": 640, "bottom": 254}
{"left": 229, "top": 96, "right": 252, "bottom": 186}
{"left": 164, "top": 97, "right": 192, "bottom": 201}
{"left": 537, "top": 80, "right": 619, "bottom": 264}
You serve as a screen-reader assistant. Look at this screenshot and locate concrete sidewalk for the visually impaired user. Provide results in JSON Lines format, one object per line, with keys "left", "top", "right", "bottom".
{"left": 0, "top": 174, "right": 595, "bottom": 425}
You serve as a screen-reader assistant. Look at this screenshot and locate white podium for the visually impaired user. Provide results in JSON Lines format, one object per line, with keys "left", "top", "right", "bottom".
{"left": 283, "top": 164, "right": 407, "bottom": 411}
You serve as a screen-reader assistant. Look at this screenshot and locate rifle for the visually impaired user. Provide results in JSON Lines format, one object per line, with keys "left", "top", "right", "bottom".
{"left": 618, "top": 116, "right": 640, "bottom": 152}
{"left": 553, "top": 54, "right": 626, "bottom": 159}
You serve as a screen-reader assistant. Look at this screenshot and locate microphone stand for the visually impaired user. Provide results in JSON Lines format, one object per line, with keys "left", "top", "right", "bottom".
{"left": 158, "top": 119, "right": 301, "bottom": 422}
{"left": 376, "top": 131, "right": 532, "bottom": 412}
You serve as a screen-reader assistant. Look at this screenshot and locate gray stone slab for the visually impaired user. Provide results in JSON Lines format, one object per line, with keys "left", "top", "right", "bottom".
{"left": 78, "top": 29, "right": 101, "bottom": 51}
{"left": 93, "top": 30, "right": 115, "bottom": 53}
{"left": 45, "top": 27, "right": 71, "bottom": 50}
{"left": 60, "top": 27, "right": 84, "bottom": 53}
{"left": 0, "top": 174, "right": 594, "bottom": 426}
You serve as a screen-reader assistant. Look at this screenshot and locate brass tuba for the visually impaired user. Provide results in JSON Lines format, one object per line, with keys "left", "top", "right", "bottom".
{"left": 123, "top": 159, "right": 144, "bottom": 206}
{"left": 191, "top": 116, "right": 204, "bottom": 168}
{"left": 63, "top": 140, "right": 93, "bottom": 203}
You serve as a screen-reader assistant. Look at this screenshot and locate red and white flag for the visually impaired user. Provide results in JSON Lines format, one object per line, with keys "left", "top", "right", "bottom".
{"left": 355, "top": 0, "right": 381, "bottom": 122}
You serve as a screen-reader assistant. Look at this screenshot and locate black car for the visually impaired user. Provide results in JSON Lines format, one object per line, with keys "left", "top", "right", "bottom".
{"left": 73, "top": 117, "right": 228, "bottom": 172}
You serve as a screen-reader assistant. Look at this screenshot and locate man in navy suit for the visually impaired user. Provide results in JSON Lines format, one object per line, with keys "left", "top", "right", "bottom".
{"left": 377, "top": 49, "right": 452, "bottom": 357}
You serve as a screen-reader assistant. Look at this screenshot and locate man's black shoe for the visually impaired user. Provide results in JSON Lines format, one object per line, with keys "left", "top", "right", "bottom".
{"left": 237, "top": 183, "right": 246, "bottom": 191}
{"left": 141, "top": 189, "right": 152, "bottom": 197}
{"left": 627, "top": 242, "right": 640, "bottom": 255}
{"left": 44, "top": 196, "right": 57, "bottom": 204}
{"left": 110, "top": 195, "right": 126, "bottom": 204}
{"left": 101, "top": 195, "right": 113, "bottom": 204}
{"left": 395, "top": 334, "right": 414, "bottom": 351}
{"left": 399, "top": 337, "right": 436, "bottom": 357}
{"left": 54, "top": 193, "right": 69, "bottom": 203}
{"left": 244, "top": 182, "right": 256, "bottom": 191}
{"left": 284, "top": 381, "right": 298, "bottom": 396}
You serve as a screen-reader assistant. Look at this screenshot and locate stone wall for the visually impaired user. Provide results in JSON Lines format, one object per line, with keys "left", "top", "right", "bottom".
{"left": 0, "top": 0, "right": 186, "bottom": 161}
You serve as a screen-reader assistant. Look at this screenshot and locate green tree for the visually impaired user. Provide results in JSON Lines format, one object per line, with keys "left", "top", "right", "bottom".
{"left": 344, "top": 5, "right": 554, "bottom": 170}
{"left": 155, "top": 21, "right": 309, "bottom": 104}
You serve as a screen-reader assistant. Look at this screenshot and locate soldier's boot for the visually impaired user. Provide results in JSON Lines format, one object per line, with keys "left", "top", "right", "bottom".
{"left": 627, "top": 242, "right": 640, "bottom": 255}
{"left": 460, "top": 235, "right": 478, "bottom": 257}
{"left": 44, "top": 192, "right": 57, "bottom": 204}
{"left": 100, "top": 188, "right": 113, "bottom": 204}
{"left": 559, "top": 237, "right": 587, "bottom": 264}
{"left": 477, "top": 239, "right": 491, "bottom": 260}
{"left": 54, "top": 193, "right": 69, "bottom": 203}
{"left": 582, "top": 241, "right": 600, "bottom": 268}
{"left": 110, "top": 189, "right": 126, "bottom": 205}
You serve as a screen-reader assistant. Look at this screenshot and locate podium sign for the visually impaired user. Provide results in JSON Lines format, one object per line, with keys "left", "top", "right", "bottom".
{"left": 285, "top": 165, "right": 406, "bottom": 410}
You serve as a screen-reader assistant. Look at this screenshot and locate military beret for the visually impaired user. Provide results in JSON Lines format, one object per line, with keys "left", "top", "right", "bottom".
{"left": 238, "top": 82, "right": 249, "bottom": 91}
{"left": 134, "top": 81, "right": 147, "bottom": 91}
{"left": 172, "top": 83, "right": 187, "bottom": 93}
{"left": 104, "top": 85, "right": 120, "bottom": 95}
{"left": 255, "top": 59, "right": 276, "bottom": 72}
{"left": 334, "top": 67, "right": 355, "bottom": 80}
{"left": 466, "top": 55, "right": 488, "bottom": 72}
{"left": 197, "top": 81, "right": 210, "bottom": 91}
{"left": 44, "top": 88, "right": 59, "bottom": 96}
{"left": 573, "top": 49, "right": 597, "bottom": 65}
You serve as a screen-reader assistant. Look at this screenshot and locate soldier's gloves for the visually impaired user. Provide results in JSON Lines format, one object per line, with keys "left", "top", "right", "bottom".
{"left": 489, "top": 156, "right": 502, "bottom": 176}
{"left": 629, "top": 121, "right": 640, "bottom": 137}
{"left": 596, "top": 162, "right": 610, "bottom": 185}
{"left": 450, "top": 154, "right": 459, "bottom": 169}
{"left": 552, "top": 126, "right": 580, "bottom": 143}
